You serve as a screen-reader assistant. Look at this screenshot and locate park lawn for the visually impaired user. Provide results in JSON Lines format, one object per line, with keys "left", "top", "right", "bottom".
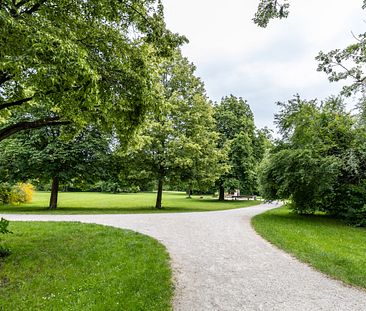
{"left": 0, "top": 191, "right": 260, "bottom": 214}
{"left": 0, "top": 221, "right": 173, "bottom": 311}
{"left": 252, "top": 206, "right": 366, "bottom": 289}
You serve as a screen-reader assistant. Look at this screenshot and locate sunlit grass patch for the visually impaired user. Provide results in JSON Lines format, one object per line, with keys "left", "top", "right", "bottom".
{"left": 0, "top": 191, "right": 260, "bottom": 214}
{"left": 0, "top": 222, "right": 173, "bottom": 310}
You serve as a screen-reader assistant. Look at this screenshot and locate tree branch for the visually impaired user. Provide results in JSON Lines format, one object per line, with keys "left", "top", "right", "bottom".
{"left": 0, "top": 117, "right": 70, "bottom": 141}
{"left": 117, "top": 0, "right": 150, "bottom": 24}
{"left": 10, "top": 0, "right": 47, "bottom": 16}
{"left": 15, "top": 0, "right": 32, "bottom": 8}
{"left": 329, "top": 61, "right": 364, "bottom": 83}
{"left": 0, "top": 97, "right": 33, "bottom": 111}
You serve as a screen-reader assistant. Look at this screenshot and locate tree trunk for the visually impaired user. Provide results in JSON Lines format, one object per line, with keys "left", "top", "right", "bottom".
{"left": 155, "top": 178, "right": 163, "bottom": 209}
{"left": 187, "top": 188, "right": 192, "bottom": 198}
{"left": 219, "top": 184, "right": 225, "bottom": 201}
{"left": 49, "top": 176, "right": 59, "bottom": 209}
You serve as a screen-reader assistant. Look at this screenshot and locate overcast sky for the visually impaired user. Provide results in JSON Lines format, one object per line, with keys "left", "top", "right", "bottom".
{"left": 161, "top": 0, "right": 366, "bottom": 130}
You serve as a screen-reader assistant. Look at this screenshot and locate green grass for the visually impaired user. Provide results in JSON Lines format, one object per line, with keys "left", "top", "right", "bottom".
{"left": 0, "top": 221, "right": 173, "bottom": 310}
{"left": 0, "top": 191, "right": 260, "bottom": 214}
{"left": 252, "top": 206, "right": 366, "bottom": 289}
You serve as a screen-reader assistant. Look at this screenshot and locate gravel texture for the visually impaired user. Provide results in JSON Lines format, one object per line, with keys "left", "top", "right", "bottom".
{"left": 1, "top": 202, "right": 366, "bottom": 310}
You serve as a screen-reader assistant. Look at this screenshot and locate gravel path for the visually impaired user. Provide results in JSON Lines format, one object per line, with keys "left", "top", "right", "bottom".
{"left": 1, "top": 202, "right": 366, "bottom": 310}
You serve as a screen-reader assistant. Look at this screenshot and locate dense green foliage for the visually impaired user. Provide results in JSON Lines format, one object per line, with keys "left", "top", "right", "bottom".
{"left": 118, "top": 51, "right": 226, "bottom": 208}
{"left": 1, "top": 1, "right": 268, "bottom": 207}
{"left": 0, "top": 126, "right": 113, "bottom": 208}
{"left": 0, "top": 127, "right": 112, "bottom": 183}
{"left": 0, "top": 217, "right": 11, "bottom": 257}
{"left": 0, "top": 191, "right": 260, "bottom": 214}
{"left": 0, "top": 217, "right": 12, "bottom": 258}
{"left": 252, "top": 206, "right": 366, "bottom": 289}
{"left": 259, "top": 96, "right": 366, "bottom": 225}
{"left": 0, "top": 0, "right": 184, "bottom": 141}
{"left": 0, "top": 222, "right": 173, "bottom": 310}
{"left": 214, "top": 95, "right": 268, "bottom": 199}
{"left": 255, "top": 1, "right": 366, "bottom": 226}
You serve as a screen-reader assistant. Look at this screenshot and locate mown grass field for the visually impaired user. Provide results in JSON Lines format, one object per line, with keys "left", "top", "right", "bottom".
{"left": 0, "top": 191, "right": 260, "bottom": 214}
{"left": 0, "top": 222, "right": 173, "bottom": 310}
{"left": 252, "top": 206, "right": 366, "bottom": 289}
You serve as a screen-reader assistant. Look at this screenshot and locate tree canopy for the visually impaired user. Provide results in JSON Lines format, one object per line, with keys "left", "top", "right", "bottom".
{"left": 259, "top": 95, "right": 366, "bottom": 226}
{"left": 118, "top": 51, "right": 225, "bottom": 208}
{"left": 214, "top": 95, "right": 266, "bottom": 200}
{"left": 0, "top": 124, "right": 113, "bottom": 208}
{"left": 0, "top": 0, "right": 185, "bottom": 142}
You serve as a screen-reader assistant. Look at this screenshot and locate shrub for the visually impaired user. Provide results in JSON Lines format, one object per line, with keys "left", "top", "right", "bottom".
{"left": 0, "top": 183, "right": 12, "bottom": 204}
{"left": 332, "top": 183, "right": 366, "bottom": 227}
{"left": 0, "top": 218, "right": 12, "bottom": 257}
{"left": 0, "top": 182, "right": 34, "bottom": 205}
{"left": 13, "top": 183, "right": 34, "bottom": 203}
{"left": 259, "top": 96, "right": 366, "bottom": 226}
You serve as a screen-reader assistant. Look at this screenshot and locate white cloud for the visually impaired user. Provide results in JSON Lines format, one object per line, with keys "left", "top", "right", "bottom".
{"left": 162, "top": 0, "right": 366, "bottom": 130}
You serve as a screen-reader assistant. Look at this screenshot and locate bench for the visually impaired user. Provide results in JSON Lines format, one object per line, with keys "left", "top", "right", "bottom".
{"left": 227, "top": 195, "right": 256, "bottom": 200}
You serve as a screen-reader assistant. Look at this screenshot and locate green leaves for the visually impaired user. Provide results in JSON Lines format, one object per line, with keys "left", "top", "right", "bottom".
{"left": 253, "top": 0, "right": 290, "bottom": 28}
{"left": 254, "top": 1, "right": 366, "bottom": 28}
{"left": 0, "top": 217, "right": 12, "bottom": 257}
{"left": 214, "top": 95, "right": 265, "bottom": 194}
{"left": 260, "top": 96, "right": 366, "bottom": 225}
{"left": 0, "top": 125, "right": 114, "bottom": 189}
{"left": 0, "top": 0, "right": 183, "bottom": 141}
{"left": 118, "top": 50, "right": 224, "bottom": 193}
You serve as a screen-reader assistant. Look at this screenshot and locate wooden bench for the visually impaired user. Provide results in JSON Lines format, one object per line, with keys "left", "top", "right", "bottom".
{"left": 227, "top": 195, "right": 256, "bottom": 200}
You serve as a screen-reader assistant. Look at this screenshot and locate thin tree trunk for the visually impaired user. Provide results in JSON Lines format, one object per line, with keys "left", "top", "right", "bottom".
{"left": 155, "top": 178, "right": 163, "bottom": 209}
{"left": 187, "top": 188, "right": 192, "bottom": 198}
{"left": 219, "top": 184, "right": 225, "bottom": 201}
{"left": 49, "top": 176, "right": 59, "bottom": 209}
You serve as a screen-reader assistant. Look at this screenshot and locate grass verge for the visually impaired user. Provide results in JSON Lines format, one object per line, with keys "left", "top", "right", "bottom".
{"left": 0, "top": 222, "right": 173, "bottom": 310}
{"left": 0, "top": 191, "right": 260, "bottom": 214}
{"left": 252, "top": 206, "right": 366, "bottom": 290}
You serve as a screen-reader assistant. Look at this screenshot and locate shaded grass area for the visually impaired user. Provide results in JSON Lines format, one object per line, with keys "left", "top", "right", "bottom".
{"left": 252, "top": 206, "right": 366, "bottom": 289}
{"left": 0, "top": 222, "right": 173, "bottom": 310}
{"left": 0, "top": 191, "right": 260, "bottom": 214}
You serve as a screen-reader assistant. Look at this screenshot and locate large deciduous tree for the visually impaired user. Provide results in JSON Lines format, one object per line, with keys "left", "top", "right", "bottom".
{"left": 0, "top": 0, "right": 184, "bottom": 142}
{"left": 254, "top": 1, "right": 366, "bottom": 225}
{"left": 119, "top": 51, "right": 225, "bottom": 209}
{"left": 0, "top": 125, "right": 113, "bottom": 209}
{"left": 214, "top": 95, "right": 258, "bottom": 201}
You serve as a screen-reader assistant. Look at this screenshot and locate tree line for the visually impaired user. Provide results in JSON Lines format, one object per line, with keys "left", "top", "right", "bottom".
{"left": 254, "top": 0, "right": 366, "bottom": 226}
{"left": 1, "top": 1, "right": 365, "bottom": 226}
{"left": 0, "top": 74, "right": 269, "bottom": 209}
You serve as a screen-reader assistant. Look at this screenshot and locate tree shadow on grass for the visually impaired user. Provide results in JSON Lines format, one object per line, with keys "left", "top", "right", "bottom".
{"left": 0, "top": 202, "right": 261, "bottom": 214}
{"left": 263, "top": 208, "right": 354, "bottom": 228}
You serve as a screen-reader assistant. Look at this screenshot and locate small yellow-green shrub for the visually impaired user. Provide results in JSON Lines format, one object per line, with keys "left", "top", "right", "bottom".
{"left": 0, "top": 183, "right": 34, "bottom": 204}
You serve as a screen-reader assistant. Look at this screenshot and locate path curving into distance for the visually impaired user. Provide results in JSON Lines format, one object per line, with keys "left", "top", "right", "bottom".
{"left": 2, "top": 202, "right": 366, "bottom": 310}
